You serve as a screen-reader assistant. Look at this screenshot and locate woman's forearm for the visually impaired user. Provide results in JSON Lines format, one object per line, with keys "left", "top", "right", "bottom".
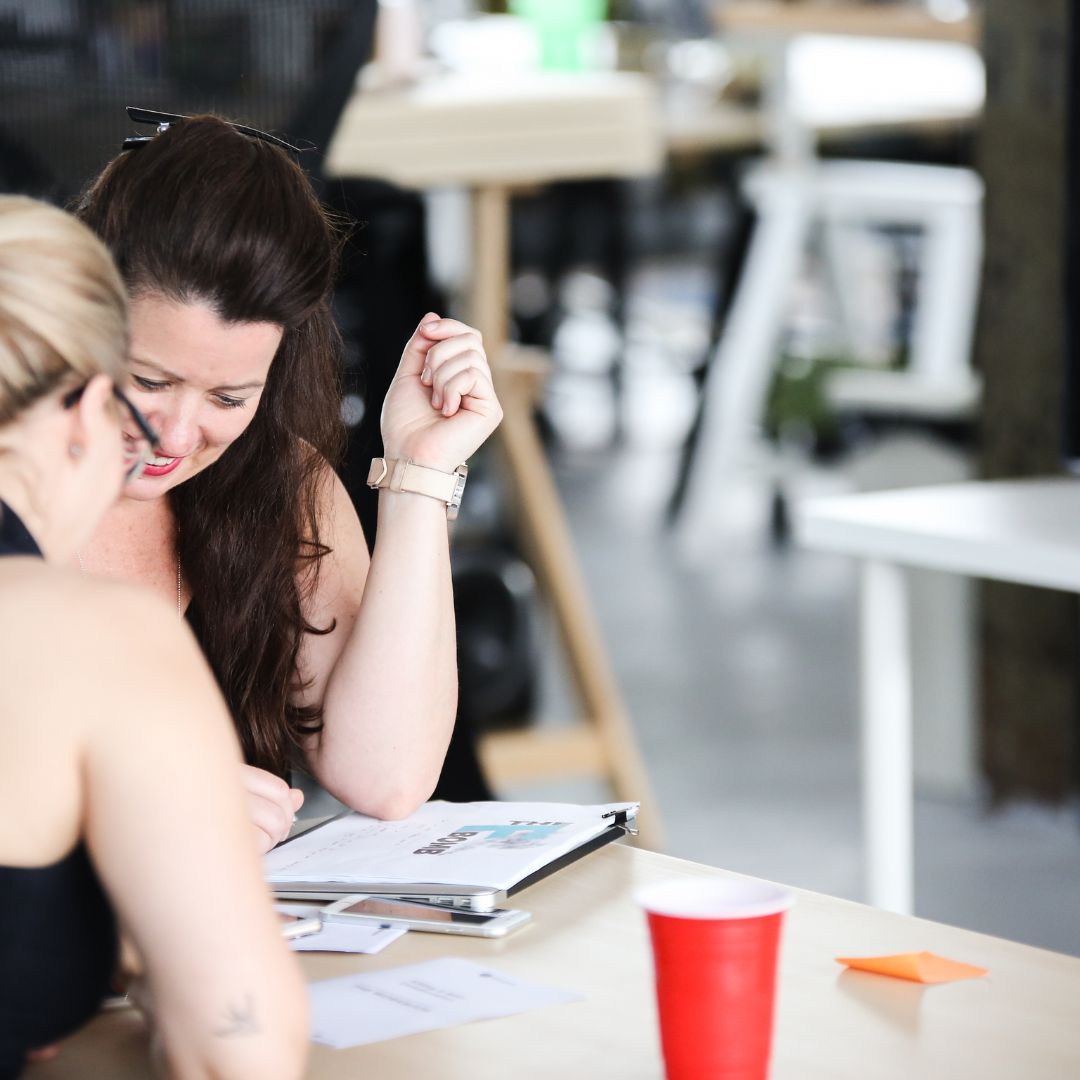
{"left": 312, "top": 490, "right": 458, "bottom": 817}
{"left": 303, "top": 312, "right": 502, "bottom": 815}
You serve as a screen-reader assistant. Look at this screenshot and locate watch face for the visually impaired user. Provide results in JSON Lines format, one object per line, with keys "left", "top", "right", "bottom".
{"left": 447, "top": 466, "right": 468, "bottom": 520}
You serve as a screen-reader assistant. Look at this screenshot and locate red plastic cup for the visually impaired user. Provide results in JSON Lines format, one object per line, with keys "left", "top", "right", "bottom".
{"left": 637, "top": 878, "right": 794, "bottom": 1080}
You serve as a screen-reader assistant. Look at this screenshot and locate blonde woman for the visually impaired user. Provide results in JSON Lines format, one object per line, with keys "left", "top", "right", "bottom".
{"left": 0, "top": 196, "right": 307, "bottom": 1078}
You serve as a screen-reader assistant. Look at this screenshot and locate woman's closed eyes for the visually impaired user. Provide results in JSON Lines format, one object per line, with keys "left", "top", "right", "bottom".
{"left": 133, "top": 373, "right": 249, "bottom": 409}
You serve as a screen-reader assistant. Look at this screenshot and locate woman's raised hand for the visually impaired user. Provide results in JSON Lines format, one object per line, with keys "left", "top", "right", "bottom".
{"left": 380, "top": 314, "right": 503, "bottom": 472}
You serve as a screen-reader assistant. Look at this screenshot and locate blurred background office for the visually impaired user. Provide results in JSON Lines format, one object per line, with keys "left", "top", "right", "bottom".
{"left": 3, "top": 0, "right": 1079, "bottom": 954}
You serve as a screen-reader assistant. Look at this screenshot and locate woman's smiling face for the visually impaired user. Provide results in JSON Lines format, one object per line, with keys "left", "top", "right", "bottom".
{"left": 121, "top": 294, "right": 284, "bottom": 500}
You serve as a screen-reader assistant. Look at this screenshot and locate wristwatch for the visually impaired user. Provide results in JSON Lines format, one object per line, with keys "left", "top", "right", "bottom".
{"left": 366, "top": 457, "right": 468, "bottom": 520}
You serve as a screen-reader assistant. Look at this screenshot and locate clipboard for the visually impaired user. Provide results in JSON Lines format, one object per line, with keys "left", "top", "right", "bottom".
{"left": 271, "top": 809, "right": 635, "bottom": 911}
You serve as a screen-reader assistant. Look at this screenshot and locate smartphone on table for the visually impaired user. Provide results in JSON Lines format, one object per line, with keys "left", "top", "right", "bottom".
{"left": 321, "top": 894, "right": 531, "bottom": 938}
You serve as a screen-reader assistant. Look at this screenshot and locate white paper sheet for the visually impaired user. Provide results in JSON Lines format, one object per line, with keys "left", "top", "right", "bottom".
{"left": 308, "top": 957, "right": 583, "bottom": 1049}
{"left": 265, "top": 800, "right": 637, "bottom": 889}
{"left": 276, "top": 904, "right": 407, "bottom": 955}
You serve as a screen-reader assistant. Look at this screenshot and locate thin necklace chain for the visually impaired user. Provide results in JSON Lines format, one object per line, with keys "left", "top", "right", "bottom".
{"left": 75, "top": 549, "right": 183, "bottom": 618}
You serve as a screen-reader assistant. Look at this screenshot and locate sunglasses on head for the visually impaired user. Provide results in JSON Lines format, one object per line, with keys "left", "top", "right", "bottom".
{"left": 121, "top": 106, "right": 306, "bottom": 156}
{"left": 62, "top": 382, "right": 161, "bottom": 482}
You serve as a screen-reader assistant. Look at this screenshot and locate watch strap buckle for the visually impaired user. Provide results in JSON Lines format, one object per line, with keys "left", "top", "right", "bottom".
{"left": 367, "top": 457, "right": 389, "bottom": 488}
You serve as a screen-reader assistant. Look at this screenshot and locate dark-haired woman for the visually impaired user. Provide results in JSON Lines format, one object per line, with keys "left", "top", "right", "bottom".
{"left": 74, "top": 114, "right": 502, "bottom": 851}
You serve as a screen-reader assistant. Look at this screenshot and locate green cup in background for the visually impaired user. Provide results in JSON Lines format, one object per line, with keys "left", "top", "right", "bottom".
{"left": 508, "top": 0, "right": 608, "bottom": 72}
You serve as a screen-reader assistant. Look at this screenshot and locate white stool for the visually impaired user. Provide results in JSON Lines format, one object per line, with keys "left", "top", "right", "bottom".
{"left": 816, "top": 161, "right": 984, "bottom": 420}
{"left": 681, "top": 157, "right": 984, "bottom": 520}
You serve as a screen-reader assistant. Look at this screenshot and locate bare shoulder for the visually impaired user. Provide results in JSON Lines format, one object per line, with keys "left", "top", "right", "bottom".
{"left": 0, "top": 565, "right": 219, "bottom": 750}
{"left": 0, "top": 564, "right": 203, "bottom": 689}
{"left": 301, "top": 458, "right": 369, "bottom": 583}
{"left": 296, "top": 461, "right": 369, "bottom": 652}
{"left": 1, "top": 563, "right": 178, "bottom": 637}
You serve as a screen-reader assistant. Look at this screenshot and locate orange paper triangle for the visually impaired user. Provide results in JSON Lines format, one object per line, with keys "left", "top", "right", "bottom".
{"left": 836, "top": 951, "right": 988, "bottom": 984}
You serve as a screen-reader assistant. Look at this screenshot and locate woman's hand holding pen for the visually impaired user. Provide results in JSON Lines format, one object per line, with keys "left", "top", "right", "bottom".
{"left": 240, "top": 764, "right": 304, "bottom": 854}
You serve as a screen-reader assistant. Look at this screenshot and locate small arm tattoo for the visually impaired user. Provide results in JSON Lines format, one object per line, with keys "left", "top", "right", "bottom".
{"left": 214, "top": 994, "right": 260, "bottom": 1038}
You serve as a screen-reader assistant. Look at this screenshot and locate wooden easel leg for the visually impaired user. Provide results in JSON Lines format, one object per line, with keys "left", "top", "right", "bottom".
{"left": 469, "top": 186, "right": 512, "bottom": 356}
{"left": 467, "top": 186, "right": 665, "bottom": 850}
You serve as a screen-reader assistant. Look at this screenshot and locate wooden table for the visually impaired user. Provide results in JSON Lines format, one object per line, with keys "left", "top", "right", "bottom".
{"left": 715, "top": 0, "right": 981, "bottom": 45}
{"left": 324, "top": 71, "right": 665, "bottom": 847}
{"left": 669, "top": 1, "right": 981, "bottom": 157}
{"left": 796, "top": 477, "right": 1080, "bottom": 916}
{"left": 29, "top": 842, "right": 1080, "bottom": 1078}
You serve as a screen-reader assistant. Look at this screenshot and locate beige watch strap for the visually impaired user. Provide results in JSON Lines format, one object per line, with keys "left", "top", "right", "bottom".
{"left": 366, "top": 457, "right": 462, "bottom": 506}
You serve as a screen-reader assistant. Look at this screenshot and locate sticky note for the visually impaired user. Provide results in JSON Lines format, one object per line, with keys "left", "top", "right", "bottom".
{"left": 836, "top": 951, "right": 988, "bottom": 984}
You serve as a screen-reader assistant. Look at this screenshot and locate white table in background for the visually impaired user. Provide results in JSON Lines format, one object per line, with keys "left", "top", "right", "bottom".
{"left": 796, "top": 476, "right": 1080, "bottom": 915}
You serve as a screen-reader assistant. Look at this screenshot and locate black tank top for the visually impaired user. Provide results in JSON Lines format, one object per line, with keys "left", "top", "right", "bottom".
{"left": 0, "top": 502, "right": 118, "bottom": 1077}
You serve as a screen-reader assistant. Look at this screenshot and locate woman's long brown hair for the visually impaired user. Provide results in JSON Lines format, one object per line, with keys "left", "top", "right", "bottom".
{"left": 74, "top": 117, "right": 346, "bottom": 778}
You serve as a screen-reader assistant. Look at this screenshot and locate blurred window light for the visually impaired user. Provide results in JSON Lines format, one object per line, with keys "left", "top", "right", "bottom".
{"left": 543, "top": 372, "right": 618, "bottom": 450}
{"left": 787, "top": 36, "right": 984, "bottom": 129}
{"left": 510, "top": 270, "right": 553, "bottom": 320}
{"left": 558, "top": 267, "right": 616, "bottom": 314}
{"left": 340, "top": 393, "right": 366, "bottom": 428}
{"left": 926, "top": 0, "right": 972, "bottom": 24}
{"left": 428, "top": 12, "right": 616, "bottom": 75}
{"left": 553, "top": 310, "right": 621, "bottom": 375}
{"left": 428, "top": 15, "right": 541, "bottom": 73}
{"left": 664, "top": 38, "right": 732, "bottom": 87}
{"left": 620, "top": 358, "right": 700, "bottom": 450}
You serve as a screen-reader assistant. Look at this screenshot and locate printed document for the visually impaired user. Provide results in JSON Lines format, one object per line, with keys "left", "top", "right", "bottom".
{"left": 265, "top": 800, "right": 637, "bottom": 889}
{"left": 308, "top": 957, "right": 582, "bottom": 1048}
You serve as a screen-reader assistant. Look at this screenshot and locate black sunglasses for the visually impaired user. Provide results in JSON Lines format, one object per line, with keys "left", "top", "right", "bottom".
{"left": 121, "top": 106, "right": 306, "bottom": 156}
{"left": 63, "top": 382, "right": 161, "bottom": 481}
